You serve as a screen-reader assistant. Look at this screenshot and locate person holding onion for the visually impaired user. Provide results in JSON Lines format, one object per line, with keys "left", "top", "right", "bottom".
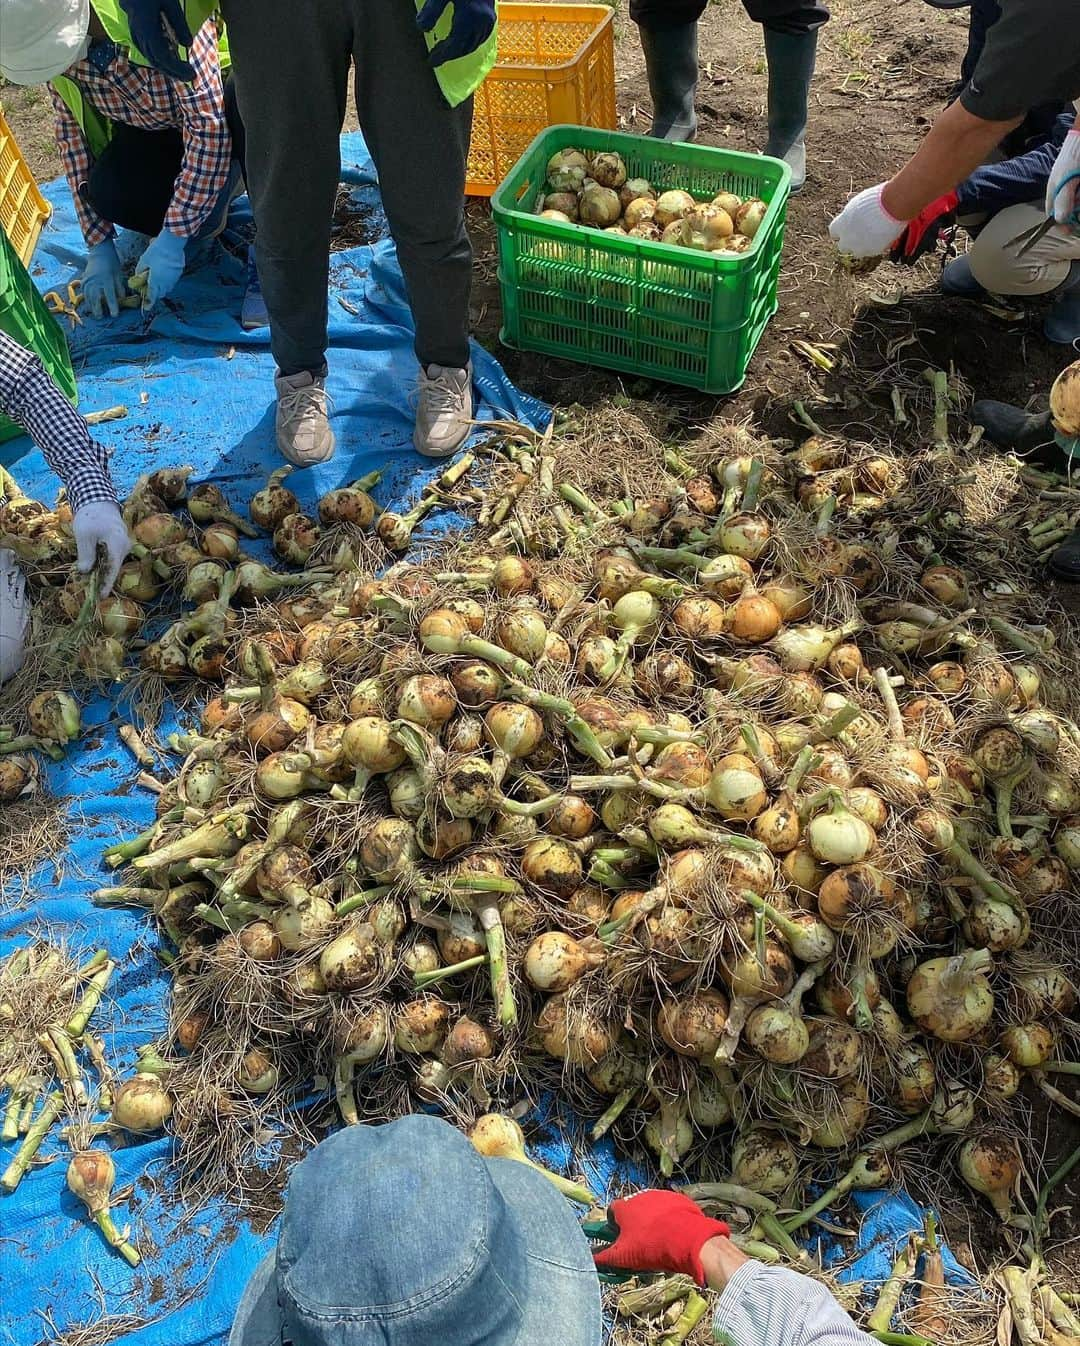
{"left": 228, "top": 1114, "right": 875, "bottom": 1346}
{"left": 630, "top": 0, "right": 826, "bottom": 192}
{"left": 0, "top": 330, "right": 130, "bottom": 682}
{"left": 828, "top": 0, "right": 1080, "bottom": 265}
{"left": 116, "top": 0, "right": 498, "bottom": 466}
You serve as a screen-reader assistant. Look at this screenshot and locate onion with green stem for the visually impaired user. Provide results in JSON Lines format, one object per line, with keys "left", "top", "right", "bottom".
{"left": 249, "top": 465, "right": 298, "bottom": 531}
{"left": 715, "top": 941, "right": 795, "bottom": 1062}
{"left": 784, "top": 1111, "right": 934, "bottom": 1232}
{"left": 66, "top": 1149, "right": 140, "bottom": 1266}
{"left": 805, "top": 791, "right": 875, "bottom": 865}
{"left": 188, "top": 482, "right": 258, "bottom": 537}
{"left": 745, "top": 960, "right": 826, "bottom": 1064}
{"left": 469, "top": 1114, "right": 595, "bottom": 1204}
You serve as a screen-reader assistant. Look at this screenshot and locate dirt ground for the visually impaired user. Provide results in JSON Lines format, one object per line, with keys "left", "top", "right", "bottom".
{"left": 2, "top": 0, "right": 1078, "bottom": 1281}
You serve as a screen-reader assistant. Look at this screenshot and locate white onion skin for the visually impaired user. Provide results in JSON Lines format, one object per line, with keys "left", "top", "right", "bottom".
{"left": 999, "top": 1021, "right": 1054, "bottom": 1067}
{"left": 906, "top": 951, "right": 994, "bottom": 1043}
{"left": 524, "top": 931, "right": 596, "bottom": 993}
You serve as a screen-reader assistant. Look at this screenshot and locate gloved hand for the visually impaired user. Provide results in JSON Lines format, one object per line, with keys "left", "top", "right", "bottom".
{"left": 73, "top": 501, "right": 131, "bottom": 596}
{"left": 889, "top": 190, "right": 960, "bottom": 265}
{"left": 1046, "top": 128, "right": 1080, "bottom": 226}
{"left": 829, "top": 184, "right": 910, "bottom": 261}
{"left": 592, "top": 1191, "right": 731, "bottom": 1287}
{"left": 416, "top": 0, "right": 496, "bottom": 66}
{"left": 133, "top": 229, "right": 187, "bottom": 308}
{"left": 118, "top": 0, "right": 194, "bottom": 80}
{"left": 80, "top": 239, "right": 126, "bottom": 319}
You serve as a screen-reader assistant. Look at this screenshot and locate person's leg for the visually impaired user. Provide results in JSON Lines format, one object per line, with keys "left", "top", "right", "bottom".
{"left": 351, "top": 0, "right": 475, "bottom": 455}
{"left": 218, "top": 0, "right": 350, "bottom": 463}
{"left": 745, "top": 0, "right": 829, "bottom": 192}
{"left": 966, "top": 203, "right": 1080, "bottom": 298}
{"left": 84, "top": 122, "right": 183, "bottom": 236}
{"left": 630, "top": 0, "right": 705, "bottom": 142}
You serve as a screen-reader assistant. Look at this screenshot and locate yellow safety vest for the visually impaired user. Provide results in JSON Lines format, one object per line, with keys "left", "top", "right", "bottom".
{"left": 417, "top": 0, "right": 499, "bottom": 108}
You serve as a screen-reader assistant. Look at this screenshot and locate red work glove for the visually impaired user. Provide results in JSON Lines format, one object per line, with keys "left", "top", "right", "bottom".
{"left": 889, "top": 191, "right": 960, "bottom": 264}
{"left": 592, "top": 1191, "right": 731, "bottom": 1286}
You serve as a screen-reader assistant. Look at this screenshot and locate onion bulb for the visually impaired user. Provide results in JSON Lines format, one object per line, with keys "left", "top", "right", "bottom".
{"left": 807, "top": 795, "right": 875, "bottom": 865}
{"left": 958, "top": 1133, "right": 1022, "bottom": 1223}
{"left": 906, "top": 950, "right": 994, "bottom": 1042}
{"left": 732, "top": 1130, "right": 798, "bottom": 1194}
{"left": 999, "top": 1021, "right": 1054, "bottom": 1067}
{"left": 524, "top": 931, "right": 603, "bottom": 992}
{"left": 469, "top": 1113, "right": 595, "bottom": 1204}
{"left": 657, "top": 988, "right": 730, "bottom": 1060}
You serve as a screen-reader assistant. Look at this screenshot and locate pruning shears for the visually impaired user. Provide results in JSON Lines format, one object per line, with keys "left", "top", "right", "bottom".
{"left": 582, "top": 1213, "right": 637, "bottom": 1284}
{"left": 43, "top": 281, "right": 84, "bottom": 329}
{"left": 1009, "top": 170, "right": 1080, "bottom": 257}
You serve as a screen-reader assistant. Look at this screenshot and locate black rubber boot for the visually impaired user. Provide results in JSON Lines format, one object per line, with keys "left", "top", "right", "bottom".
{"left": 763, "top": 28, "right": 818, "bottom": 193}
{"left": 639, "top": 24, "right": 699, "bottom": 142}
{"left": 1050, "top": 530, "right": 1080, "bottom": 582}
{"left": 970, "top": 401, "right": 1060, "bottom": 467}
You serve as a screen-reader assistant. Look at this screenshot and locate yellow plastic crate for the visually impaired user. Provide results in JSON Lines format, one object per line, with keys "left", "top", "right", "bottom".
{"left": 0, "top": 107, "right": 51, "bottom": 267}
{"left": 467, "top": 3, "right": 615, "bottom": 198}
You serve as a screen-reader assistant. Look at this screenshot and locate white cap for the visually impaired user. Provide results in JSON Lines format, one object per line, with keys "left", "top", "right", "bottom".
{"left": 0, "top": 0, "right": 90, "bottom": 85}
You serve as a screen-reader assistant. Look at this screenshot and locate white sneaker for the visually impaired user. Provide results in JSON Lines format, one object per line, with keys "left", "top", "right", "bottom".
{"left": 275, "top": 370, "right": 335, "bottom": 467}
{"left": 414, "top": 362, "right": 473, "bottom": 458}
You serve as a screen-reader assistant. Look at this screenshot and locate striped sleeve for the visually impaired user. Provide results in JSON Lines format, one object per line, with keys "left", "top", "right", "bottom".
{"left": 0, "top": 331, "right": 117, "bottom": 515}
{"left": 711, "top": 1263, "right": 875, "bottom": 1346}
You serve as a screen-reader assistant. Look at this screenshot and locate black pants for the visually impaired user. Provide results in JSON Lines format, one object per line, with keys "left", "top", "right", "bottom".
{"left": 219, "top": 0, "right": 473, "bottom": 376}
{"left": 82, "top": 78, "right": 245, "bottom": 237}
{"left": 630, "top": 0, "right": 827, "bottom": 35}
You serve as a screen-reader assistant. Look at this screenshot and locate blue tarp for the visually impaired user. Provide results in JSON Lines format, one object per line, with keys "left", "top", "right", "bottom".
{"left": 0, "top": 133, "right": 969, "bottom": 1346}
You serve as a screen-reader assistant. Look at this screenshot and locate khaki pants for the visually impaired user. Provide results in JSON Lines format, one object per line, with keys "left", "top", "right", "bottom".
{"left": 968, "top": 202, "right": 1080, "bottom": 296}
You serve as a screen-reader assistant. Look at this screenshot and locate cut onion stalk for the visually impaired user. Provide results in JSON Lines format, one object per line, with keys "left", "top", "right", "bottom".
{"left": 644, "top": 1098, "right": 694, "bottom": 1178}
{"left": 906, "top": 949, "right": 994, "bottom": 1042}
{"left": 469, "top": 1114, "right": 595, "bottom": 1204}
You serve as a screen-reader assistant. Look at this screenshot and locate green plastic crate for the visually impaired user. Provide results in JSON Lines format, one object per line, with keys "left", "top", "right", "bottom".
{"left": 0, "top": 224, "right": 77, "bottom": 445}
{"left": 492, "top": 125, "right": 791, "bottom": 394}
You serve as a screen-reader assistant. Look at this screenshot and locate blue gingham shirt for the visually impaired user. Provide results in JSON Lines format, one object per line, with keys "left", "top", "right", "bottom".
{"left": 0, "top": 330, "right": 116, "bottom": 514}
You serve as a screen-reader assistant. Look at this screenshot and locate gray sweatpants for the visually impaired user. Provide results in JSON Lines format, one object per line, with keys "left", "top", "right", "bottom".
{"left": 219, "top": 0, "right": 473, "bottom": 375}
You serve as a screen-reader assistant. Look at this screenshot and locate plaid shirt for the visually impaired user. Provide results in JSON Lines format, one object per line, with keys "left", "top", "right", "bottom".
{"left": 49, "top": 19, "right": 232, "bottom": 248}
{"left": 0, "top": 331, "right": 116, "bottom": 514}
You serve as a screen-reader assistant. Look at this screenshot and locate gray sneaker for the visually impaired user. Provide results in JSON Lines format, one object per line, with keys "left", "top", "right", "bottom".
{"left": 275, "top": 370, "right": 335, "bottom": 467}
{"left": 414, "top": 362, "right": 473, "bottom": 458}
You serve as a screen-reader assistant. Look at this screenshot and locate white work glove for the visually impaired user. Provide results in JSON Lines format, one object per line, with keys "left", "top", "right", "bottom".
{"left": 1046, "top": 128, "right": 1080, "bottom": 226}
{"left": 828, "top": 184, "right": 910, "bottom": 260}
{"left": 73, "top": 501, "right": 131, "bottom": 596}
{"left": 0, "top": 549, "right": 28, "bottom": 684}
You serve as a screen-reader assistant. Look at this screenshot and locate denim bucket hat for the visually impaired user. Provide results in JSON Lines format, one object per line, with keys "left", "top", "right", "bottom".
{"left": 229, "top": 1114, "right": 602, "bottom": 1346}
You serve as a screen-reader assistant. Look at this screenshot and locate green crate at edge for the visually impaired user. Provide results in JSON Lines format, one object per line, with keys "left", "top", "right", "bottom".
{"left": 0, "top": 225, "right": 78, "bottom": 445}
{"left": 492, "top": 125, "right": 791, "bottom": 395}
